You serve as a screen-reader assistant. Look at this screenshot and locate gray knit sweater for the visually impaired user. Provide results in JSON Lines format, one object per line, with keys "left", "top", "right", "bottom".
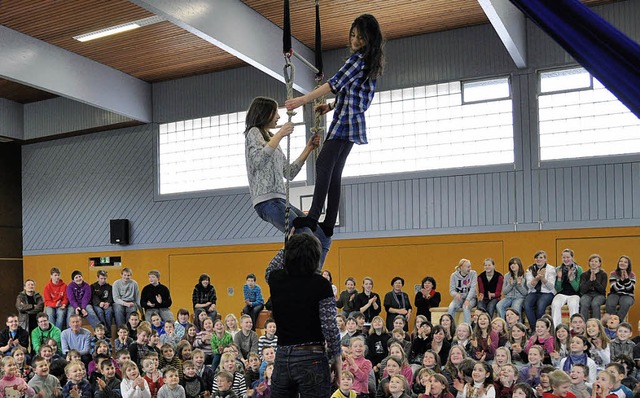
{"left": 245, "top": 127, "right": 304, "bottom": 206}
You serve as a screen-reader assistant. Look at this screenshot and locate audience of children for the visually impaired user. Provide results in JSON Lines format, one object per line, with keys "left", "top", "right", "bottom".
{"left": 3, "top": 250, "right": 640, "bottom": 398}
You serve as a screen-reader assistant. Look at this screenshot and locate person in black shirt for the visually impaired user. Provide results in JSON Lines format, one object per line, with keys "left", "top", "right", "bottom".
{"left": 414, "top": 276, "right": 441, "bottom": 323}
{"left": 384, "top": 277, "right": 413, "bottom": 332}
{"left": 266, "top": 233, "right": 341, "bottom": 398}
{"left": 353, "top": 277, "right": 381, "bottom": 324}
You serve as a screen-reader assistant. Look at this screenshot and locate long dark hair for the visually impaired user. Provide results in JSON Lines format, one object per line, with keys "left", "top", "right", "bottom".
{"left": 508, "top": 256, "right": 524, "bottom": 278}
{"left": 615, "top": 255, "right": 632, "bottom": 276}
{"left": 244, "top": 96, "right": 278, "bottom": 142}
{"left": 529, "top": 250, "right": 547, "bottom": 277}
{"left": 350, "top": 14, "right": 384, "bottom": 79}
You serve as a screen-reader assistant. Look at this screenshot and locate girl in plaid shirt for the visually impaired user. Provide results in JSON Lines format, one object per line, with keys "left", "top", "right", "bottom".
{"left": 286, "top": 14, "right": 384, "bottom": 238}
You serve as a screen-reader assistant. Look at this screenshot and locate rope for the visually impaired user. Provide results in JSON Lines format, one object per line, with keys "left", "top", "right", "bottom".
{"left": 311, "top": 0, "right": 324, "bottom": 160}
{"left": 283, "top": 58, "right": 296, "bottom": 243}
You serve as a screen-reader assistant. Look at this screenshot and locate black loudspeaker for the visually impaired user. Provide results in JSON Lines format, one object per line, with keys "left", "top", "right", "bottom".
{"left": 110, "top": 219, "right": 130, "bottom": 245}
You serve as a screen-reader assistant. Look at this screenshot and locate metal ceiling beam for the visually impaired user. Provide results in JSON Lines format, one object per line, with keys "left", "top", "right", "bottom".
{"left": 0, "top": 26, "right": 152, "bottom": 123}
{"left": 129, "top": 0, "right": 317, "bottom": 93}
{"left": 478, "top": 0, "right": 527, "bottom": 68}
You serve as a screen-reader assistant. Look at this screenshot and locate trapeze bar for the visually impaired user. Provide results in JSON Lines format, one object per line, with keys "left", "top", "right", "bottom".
{"left": 292, "top": 51, "right": 320, "bottom": 75}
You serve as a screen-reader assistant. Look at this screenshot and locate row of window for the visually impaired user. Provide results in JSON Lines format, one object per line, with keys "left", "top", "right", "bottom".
{"left": 157, "top": 67, "right": 640, "bottom": 195}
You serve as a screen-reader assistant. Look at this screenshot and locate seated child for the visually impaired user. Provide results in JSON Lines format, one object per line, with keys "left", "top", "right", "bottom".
{"left": 90, "top": 325, "right": 113, "bottom": 355}
{"left": 259, "top": 346, "right": 275, "bottom": 379}
{"left": 609, "top": 323, "right": 635, "bottom": 361}
{"left": 494, "top": 364, "right": 519, "bottom": 398}
{"left": 120, "top": 360, "right": 151, "bottom": 398}
{"left": 603, "top": 315, "right": 620, "bottom": 341}
{"left": 519, "top": 345, "right": 544, "bottom": 388}
{"left": 253, "top": 362, "right": 273, "bottom": 398}
{"left": 115, "top": 327, "right": 134, "bottom": 353}
{"left": 157, "top": 367, "right": 184, "bottom": 398}
{"left": 159, "top": 344, "right": 182, "bottom": 381}
{"left": 87, "top": 355, "right": 110, "bottom": 388}
{"left": 62, "top": 361, "right": 91, "bottom": 398}
{"left": 126, "top": 313, "right": 141, "bottom": 341}
{"left": 147, "top": 331, "right": 162, "bottom": 356}
{"left": 387, "top": 374, "right": 411, "bottom": 398}
{"left": 179, "top": 361, "right": 205, "bottom": 398}
{"left": 332, "top": 370, "right": 356, "bottom": 398}
{"left": 604, "top": 363, "right": 632, "bottom": 398}
{"left": 28, "top": 356, "right": 62, "bottom": 397}
{"left": 536, "top": 366, "right": 556, "bottom": 397}
{"left": 592, "top": 371, "right": 617, "bottom": 398}
{"left": 1, "top": 356, "right": 35, "bottom": 398}
{"left": 88, "top": 342, "right": 114, "bottom": 376}
{"left": 94, "top": 359, "right": 122, "bottom": 398}
{"left": 159, "top": 322, "right": 180, "bottom": 350}
{"left": 128, "top": 325, "right": 152, "bottom": 369}
{"left": 141, "top": 355, "right": 164, "bottom": 398}
{"left": 544, "top": 370, "right": 577, "bottom": 398}
{"left": 212, "top": 371, "right": 238, "bottom": 398}
{"left": 191, "top": 349, "right": 214, "bottom": 393}
{"left": 212, "top": 353, "right": 246, "bottom": 398}
{"left": 114, "top": 350, "right": 131, "bottom": 379}
{"left": 569, "top": 364, "right": 592, "bottom": 398}
{"left": 420, "top": 373, "right": 454, "bottom": 398}
{"left": 150, "top": 314, "right": 166, "bottom": 338}
{"left": 244, "top": 352, "right": 261, "bottom": 396}
{"left": 36, "top": 345, "right": 54, "bottom": 365}
{"left": 12, "top": 347, "right": 33, "bottom": 382}
{"left": 257, "top": 319, "right": 277, "bottom": 357}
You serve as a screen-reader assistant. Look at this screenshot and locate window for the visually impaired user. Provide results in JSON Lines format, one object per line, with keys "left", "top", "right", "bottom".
{"left": 326, "top": 77, "right": 514, "bottom": 178}
{"left": 538, "top": 67, "right": 640, "bottom": 161}
{"left": 158, "top": 109, "right": 306, "bottom": 195}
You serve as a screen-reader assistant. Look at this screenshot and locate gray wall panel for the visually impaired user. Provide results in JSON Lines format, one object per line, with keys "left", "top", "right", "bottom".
{"left": 23, "top": 97, "right": 133, "bottom": 140}
{"left": 0, "top": 98, "right": 23, "bottom": 140}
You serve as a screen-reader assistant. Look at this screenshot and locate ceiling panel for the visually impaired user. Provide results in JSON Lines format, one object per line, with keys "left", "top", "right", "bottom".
{"left": 0, "top": 0, "right": 623, "bottom": 104}
{"left": 0, "top": 79, "right": 57, "bottom": 104}
{"left": 0, "top": 0, "right": 245, "bottom": 83}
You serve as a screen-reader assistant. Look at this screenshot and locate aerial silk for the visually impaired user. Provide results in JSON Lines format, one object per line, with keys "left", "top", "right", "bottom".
{"left": 509, "top": 0, "right": 640, "bottom": 118}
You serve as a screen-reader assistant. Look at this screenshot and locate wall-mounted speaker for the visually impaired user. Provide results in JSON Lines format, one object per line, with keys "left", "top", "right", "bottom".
{"left": 110, "top": 219, "right": 130, "bottom": 245}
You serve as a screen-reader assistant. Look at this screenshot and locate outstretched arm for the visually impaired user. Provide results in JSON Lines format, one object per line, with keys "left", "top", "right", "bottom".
{"left": 285, "top": 83, "right": 332, "bottom": 111}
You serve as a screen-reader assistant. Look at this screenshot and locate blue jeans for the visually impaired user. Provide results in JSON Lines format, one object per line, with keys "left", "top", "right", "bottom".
{"left": 254, "top": 198, "right": 332, "bottom": 267}
{"left": 477, "top": 298, "right": 499, "bottom": 318}
{"left": 144, "top": 308, "right": 175, "bottom": 323}
{"left": 46, "top": 306, "right": 67, "bottom": 330}
{"left": 93, "top": 305, "right": 114, "bottom": 335}
{"left": 67, "top": 305, "right": 100, "bottom": 329}
{"left": 242, "top": 304, "right": 264, "bottom": 331}
{"left": 113, "top": 303, "right": 138, "bottom": 328}
{"left": 524, "top": 292, "right": 554, "bottom": 327}
{"left": 448, "top": 297, "right": 477, "bottom": 324}
{"left": 605, "top": 294, "right": 634, "bottom": 320}
{"left": 272, "top": 346, "right": 331, "bottom": 398}
{"left": 580, "top": 293, "right": 606, "bottom": 320}
{"left": 496, "top": 297, "right": 524, "bottom": 319}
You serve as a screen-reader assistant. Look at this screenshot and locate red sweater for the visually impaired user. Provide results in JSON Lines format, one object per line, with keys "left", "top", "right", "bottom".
{"left": 543, "top": 392, "right": 577, "bottom": 398}
{"left": 43, "top": 279, "right": 68, "bottom": 307}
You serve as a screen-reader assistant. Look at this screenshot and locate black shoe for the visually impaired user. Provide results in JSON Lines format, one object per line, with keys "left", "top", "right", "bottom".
{"left": 292, "top": 216, "right": 317, "bottom": 232}
{"left": 319, "top": 222, "right": 334, "bottom": 237}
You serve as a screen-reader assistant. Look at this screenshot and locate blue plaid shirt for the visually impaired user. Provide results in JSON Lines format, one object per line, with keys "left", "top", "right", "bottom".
{"left": 327, "top": 51, "right": 377, "bottom": 145}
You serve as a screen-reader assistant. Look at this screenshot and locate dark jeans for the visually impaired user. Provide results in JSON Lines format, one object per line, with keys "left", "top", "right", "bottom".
{"left": 307, "top": 139, "right": 354, "bottom": 226}
{"left": 271, "top": 346, "right": 331, "bottom": 398}
{"left": 524, "top": 292, "right": 554, "bottom": 328}
{"left": 242, "top": 304, "right": 264, "bottom": 330}
{"left": 477, "top": 298, "right": 499, "bottom": 318}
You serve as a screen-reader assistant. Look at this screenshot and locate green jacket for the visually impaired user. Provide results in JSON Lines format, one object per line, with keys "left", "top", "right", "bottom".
{"left": 31, "top": 324, "right": 62, "bottom": 354}
{"left": 554, "top": 264, "right": 583, "bottom": 294}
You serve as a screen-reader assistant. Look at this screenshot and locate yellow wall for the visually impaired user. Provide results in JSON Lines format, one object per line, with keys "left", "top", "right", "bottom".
{"left": 24, "top": 226, "right": 640, "bottom": 327}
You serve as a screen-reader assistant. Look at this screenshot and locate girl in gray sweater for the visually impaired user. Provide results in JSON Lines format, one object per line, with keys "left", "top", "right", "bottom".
{"left": 244, "top": 97, "right": 331, "bottom": 263}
